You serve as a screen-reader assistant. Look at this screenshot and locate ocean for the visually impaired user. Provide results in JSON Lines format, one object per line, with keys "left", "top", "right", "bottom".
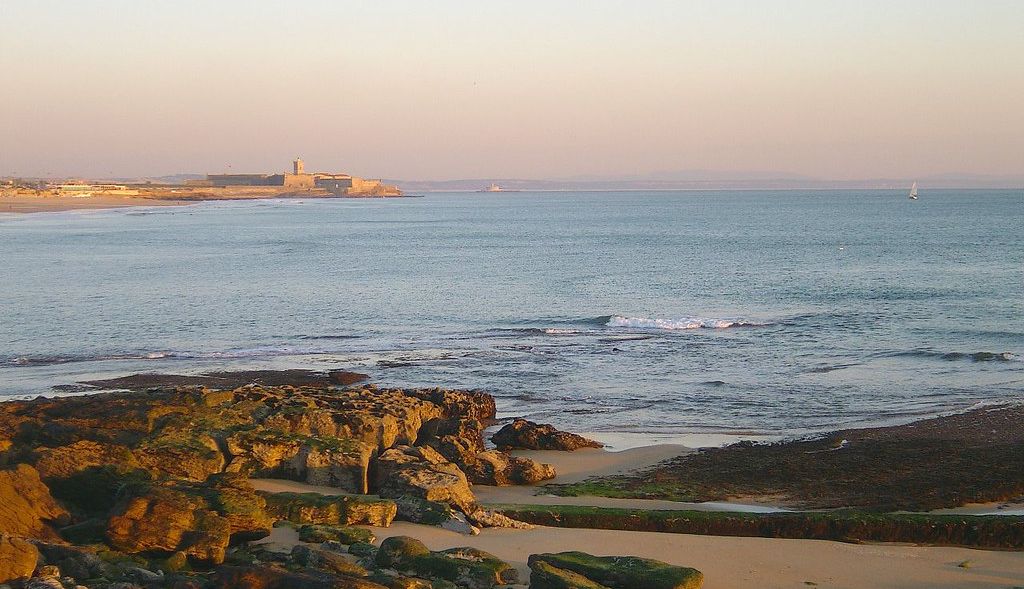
{"left": 1, "top": 190, "right": 1021, "bottom": 442}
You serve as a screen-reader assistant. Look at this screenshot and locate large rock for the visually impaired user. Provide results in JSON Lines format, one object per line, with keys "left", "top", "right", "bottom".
{"left": 0, "top": 464, "right": 69, "bottom": 541}
{"left": 401, "top": 389, "right": 496, "bottom": 422}
{"left": 492, "top": 419, "right": 602, "bottom": 451}
{"left": 528, "top": 552, "right": 702, "bottom": 589}
{"left": 33, "top": 440, "right": 137, "bottom": 480}
{"left": 134, "top": 433, "right": 226, "bottom": 481}
{"left": 373, "top": 446, "right": 477, "bottom": 515}
{"left": 261, "top": 492, "right": 396, "bottom": 527}
{"left": 105, "top": 486, "right": 231, "bottom": 565}
{"left": 204, "top": 474, "right": 273, "bottom": 541}
{"left": 226, "top": 429, "right": 375, "bottom": 494}
{"left": 0, "top": 534, "right": 38, "bottom": 584}
{"left": 464, "top": 450, "right": 556, "bottom": 486}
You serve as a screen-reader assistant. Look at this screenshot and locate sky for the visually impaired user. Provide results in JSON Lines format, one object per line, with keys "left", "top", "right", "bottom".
{"left": 1, "top": 0, "right": 1022, "bottom": 180}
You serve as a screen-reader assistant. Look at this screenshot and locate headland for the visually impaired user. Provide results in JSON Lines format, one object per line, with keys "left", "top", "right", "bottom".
{"left": 0, "top": 158, "right": 406, "bottom": 214}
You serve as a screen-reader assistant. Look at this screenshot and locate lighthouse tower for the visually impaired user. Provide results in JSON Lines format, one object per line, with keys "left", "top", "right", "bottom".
{"left": 293, "top": 158, "right": 304, "bottom": 175}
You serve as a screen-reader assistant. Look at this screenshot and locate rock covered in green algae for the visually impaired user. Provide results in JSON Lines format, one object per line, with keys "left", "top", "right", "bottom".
{"left": 211, "top": 564, "right": 389, "bottom": 589}
{"left": 261, "top": 491, "right": 397, "bottom": 527}
{"left": 375, "top": 537, "right": 518, "bottom": 589}
{"left": 529, "top": 559, "right": 610, "bottom": 589}
{"left": 291, "top": 544, "right": 370, "bottom": 577}
{"left": 528, "top": 552, "right": 702, "bottom": 589}
{"left": 299, "top": 524, "right": 376, "bottom": 545}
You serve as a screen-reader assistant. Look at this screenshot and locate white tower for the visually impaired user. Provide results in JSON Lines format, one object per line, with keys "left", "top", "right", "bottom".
{"left": 293, "top": 158, "right": 304, "bottom": 175}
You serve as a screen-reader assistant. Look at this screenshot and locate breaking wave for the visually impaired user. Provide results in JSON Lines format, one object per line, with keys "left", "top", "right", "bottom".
{"left": 604, "top": 315, "right": 767, "bottom": 330}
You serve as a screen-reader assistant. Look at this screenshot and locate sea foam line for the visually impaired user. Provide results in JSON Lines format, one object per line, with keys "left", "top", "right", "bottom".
{"left": 605, "top": 315, "right": 765, "bottom": 330}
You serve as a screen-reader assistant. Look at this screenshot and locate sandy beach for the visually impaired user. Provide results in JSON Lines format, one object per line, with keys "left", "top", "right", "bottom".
{"left": 0, "top": 194, "right": 194, "bottom": 214}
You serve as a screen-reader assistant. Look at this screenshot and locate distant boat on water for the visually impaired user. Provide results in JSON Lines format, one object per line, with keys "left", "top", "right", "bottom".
{"left": 909, "top": 181, "right": 919, "bottom": 200}
{"left": 477, "top": 182, "right": 518, "bottom": 193}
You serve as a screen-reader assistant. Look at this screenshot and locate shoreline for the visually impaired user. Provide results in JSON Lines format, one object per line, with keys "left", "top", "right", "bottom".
{"left": 0, "top": 194, "right": 197, "bottom": 214}
{"left": 0, "top": 192, "right": 421, "bottom": 214}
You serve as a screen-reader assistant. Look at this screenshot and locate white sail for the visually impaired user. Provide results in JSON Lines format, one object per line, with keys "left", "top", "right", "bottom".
{"left": 909, "top": 181, "right": 918, "bottom": 200}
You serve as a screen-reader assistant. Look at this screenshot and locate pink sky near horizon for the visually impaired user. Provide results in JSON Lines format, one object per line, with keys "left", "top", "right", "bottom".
{"left": 1, "top": 1, "right": 1022, "bottom": 180}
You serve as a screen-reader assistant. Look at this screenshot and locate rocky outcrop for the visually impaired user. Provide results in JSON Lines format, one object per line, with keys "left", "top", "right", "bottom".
{"left": 0, "top": 464, "right": 69, "bottom": 541}
{"left": 106, "top": 486, "right": 233, "bottom": 565}
{"left": 402, "top": 389, "right": 496, "bottom": 422}
{"left": 0, "top": 534, "right": 38, "bottom": 584}
{"left": 261, "top": 492, "right": 397, "bottom": 527}
{"left": 33, "top": 440, "right": 137, "bottom": 480}
{"left": 528, "top": 552, "right": 703, "bottom": 589}
{"left": 373, "top": 445, "right": 477, "bottom": 516}
{"left": 492, "top": 419, "right": 603, "bottom": 451}
{"left": 463, "top": 450, "right": 556, "bottom": 486}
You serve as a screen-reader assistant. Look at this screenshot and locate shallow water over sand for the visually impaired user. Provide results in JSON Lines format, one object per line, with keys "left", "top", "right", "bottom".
{"left": 1, "top": 190, "right": 1021, "bottom": 436}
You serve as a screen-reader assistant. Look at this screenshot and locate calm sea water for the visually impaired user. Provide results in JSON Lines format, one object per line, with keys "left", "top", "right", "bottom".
{"left": 1, "top": 190, "right": 1021, "bottom": 440}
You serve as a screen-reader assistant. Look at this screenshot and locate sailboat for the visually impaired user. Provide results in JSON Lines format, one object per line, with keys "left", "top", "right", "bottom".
{"left": 908, "top": 181, "right": 918, "bottom": 200}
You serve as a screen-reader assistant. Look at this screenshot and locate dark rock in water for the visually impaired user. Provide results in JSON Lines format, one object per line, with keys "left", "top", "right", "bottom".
{"left": 0, "top": 464, "right": 70, "bottom": 541}
{"left": 329, "top": 371, "right": 371, "bottom": 386}
{"left": 528, "top": 552, "right": 703, "bottom": 589}
{"left": 492, "top": 419, "right": 603, "bottom": 451}
{"left": 261, "top": 491, "right": 397, "bottom": 527}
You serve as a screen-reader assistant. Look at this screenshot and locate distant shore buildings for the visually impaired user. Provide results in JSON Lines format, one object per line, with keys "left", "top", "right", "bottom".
{"left": 199, "top": 158, "right": 401, "bottom": 196}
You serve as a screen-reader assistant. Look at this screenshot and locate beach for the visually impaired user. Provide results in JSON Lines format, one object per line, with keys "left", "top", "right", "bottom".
{"left": 248, "top": 439, "right": 1024, "bottom": 589}
{"left": 0, "top": 193, "right": 194, "bottom": 214}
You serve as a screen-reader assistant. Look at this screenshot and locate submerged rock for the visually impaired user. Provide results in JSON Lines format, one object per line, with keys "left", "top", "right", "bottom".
{"left": 492, "top": 419, "right": 603, "bottom": 451}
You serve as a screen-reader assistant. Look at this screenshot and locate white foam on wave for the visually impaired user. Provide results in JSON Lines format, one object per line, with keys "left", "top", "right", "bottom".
{"left": 543, "top": 328, "right": 578, "bottom": 335}
{"left": 606, "top": 315, "right": 760, "bottom": 330}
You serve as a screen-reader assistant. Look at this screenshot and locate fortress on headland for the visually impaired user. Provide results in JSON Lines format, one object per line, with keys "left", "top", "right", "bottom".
{"left": 200, "top": 158, "right": 402, "bottom": 197}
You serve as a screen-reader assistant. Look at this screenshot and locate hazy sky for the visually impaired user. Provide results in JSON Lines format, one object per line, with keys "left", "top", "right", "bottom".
{"left": 1, "top": 0, "right": 1022, "bottom": 180}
